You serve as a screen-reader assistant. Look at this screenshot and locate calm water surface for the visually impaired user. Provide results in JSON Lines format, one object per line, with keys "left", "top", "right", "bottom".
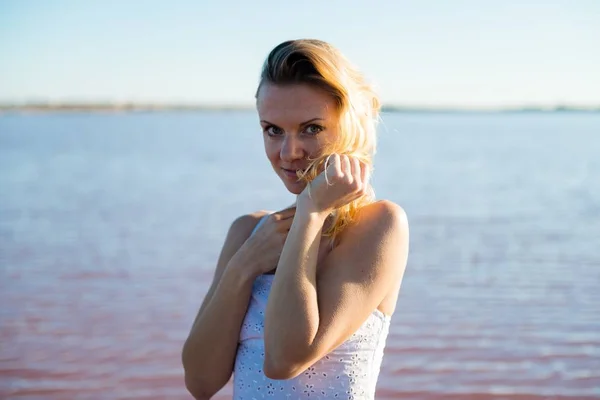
{"left": 1, "top": 112, "right": 599, "bottom": 399}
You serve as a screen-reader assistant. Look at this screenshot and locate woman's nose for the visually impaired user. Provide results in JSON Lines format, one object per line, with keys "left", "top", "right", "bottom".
{"left": 280, "top": 135, "right": 304, "bottom": 162}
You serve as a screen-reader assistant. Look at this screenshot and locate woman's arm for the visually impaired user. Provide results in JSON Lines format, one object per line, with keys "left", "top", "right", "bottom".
{"left": 181, "top": 212, "right": 264, "bottom": 400}
{"left": 264, "top": 199, "right": 409, "bottom": 380}
{"left": 182, "top": 206, "right": 296, "bottom": 399}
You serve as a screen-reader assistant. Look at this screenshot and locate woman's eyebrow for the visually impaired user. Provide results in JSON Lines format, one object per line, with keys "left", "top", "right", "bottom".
{"left": 260, "top": 117, "right": 325, "bottom": 127}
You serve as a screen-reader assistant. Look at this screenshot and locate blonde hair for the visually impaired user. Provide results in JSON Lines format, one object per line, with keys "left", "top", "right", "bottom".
{"left": 256, "top": 39, "right": 381, "bottom": 240}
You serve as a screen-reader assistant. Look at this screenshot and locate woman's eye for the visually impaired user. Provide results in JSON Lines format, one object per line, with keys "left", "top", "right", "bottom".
{"left": 265, "top": 126, "right": 283, "bottom": 136}
{"left": 305, "top": 124, "right": 324, "bottom": 135}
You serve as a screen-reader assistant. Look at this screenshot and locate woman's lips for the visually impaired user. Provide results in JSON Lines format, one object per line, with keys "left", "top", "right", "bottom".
{"left": 281, "top": 168, "right": 302, "bottom": 179}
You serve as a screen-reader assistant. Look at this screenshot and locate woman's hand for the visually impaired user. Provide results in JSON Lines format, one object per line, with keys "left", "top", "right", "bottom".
{"left": 297, "top": 154, "right": 370, "bottom": 217}
{"left": 239, "top": 206, "right": 296, "bottom": 276}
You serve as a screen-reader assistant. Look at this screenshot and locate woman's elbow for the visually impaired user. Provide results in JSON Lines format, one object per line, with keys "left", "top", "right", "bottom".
{"left": 184, "top": 372, "right": 214, "bottom": 400}
{"left": 263, "top": 354, "right": 305, "bottom": 380}
{"left": 182, "top": 345, "right": 219, "bottom": 399}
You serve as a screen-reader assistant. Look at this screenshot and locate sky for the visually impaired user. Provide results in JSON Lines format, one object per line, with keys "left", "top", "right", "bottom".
{"left": 1, "top": 0, "right": 599, "bottom": 108}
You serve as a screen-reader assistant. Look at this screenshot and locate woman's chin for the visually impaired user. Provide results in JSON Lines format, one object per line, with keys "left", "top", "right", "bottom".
{"left": 282, "top": 180, "right": 306, "bottom": 195}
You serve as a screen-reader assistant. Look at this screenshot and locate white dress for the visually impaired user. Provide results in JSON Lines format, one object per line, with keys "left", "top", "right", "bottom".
{"left": 232, "top": 217, "right": 392, "bottom": 399}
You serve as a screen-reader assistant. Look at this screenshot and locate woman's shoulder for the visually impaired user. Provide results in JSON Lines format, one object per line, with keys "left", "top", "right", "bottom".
{"left": 356, "top": 199, "right": 408, "bottom": 232}
{"left": 228, "top": 210, "right": 271, "bottom": 238}
{"left": 364, "top": 199, "right": 407, "bottom": 217}
{"left": 334, "top": 199, "right": 408, "bottom": 250}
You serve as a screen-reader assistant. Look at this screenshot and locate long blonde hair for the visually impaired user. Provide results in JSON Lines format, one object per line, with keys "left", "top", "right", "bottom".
{"left": 256, "top": 39, "right": 381, "bottom": 240}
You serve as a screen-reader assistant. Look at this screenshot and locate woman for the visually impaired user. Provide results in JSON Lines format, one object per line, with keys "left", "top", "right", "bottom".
{"left": 182, "top": 39, "right": 409, "bottom": 399}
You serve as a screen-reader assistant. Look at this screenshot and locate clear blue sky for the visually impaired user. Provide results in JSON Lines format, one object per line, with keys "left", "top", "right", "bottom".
{"left": 1, "top": 0, "right": 599, "bottom": 108}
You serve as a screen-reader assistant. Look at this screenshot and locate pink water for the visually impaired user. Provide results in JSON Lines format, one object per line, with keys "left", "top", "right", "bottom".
{"left": 1, "top": 113, "right": 599, "bottom": 399}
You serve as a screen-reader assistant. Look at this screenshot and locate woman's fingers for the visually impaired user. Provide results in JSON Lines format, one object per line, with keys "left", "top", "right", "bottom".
{"left": 332, "top": 153, "right": 342, "bottom": 180}
{"left": 272, "top": 205, "right": 296, "bottom": 221}
{"left": 351, "top": 157, "right": 362, "bottom": 189}
{"left": 278, "top": 205, "right": 296, "bottom": 219}
{"left": 278, "top": 216, "right": 295, "bottom": 231}
{"left": 340, "top": 154, "right": 352, "bottom": 183}
{"left": 360, "top": 161, "right": 369, "bottom": 189}
{"left": 328, "top": 153, "right": 369, "bottom": 192}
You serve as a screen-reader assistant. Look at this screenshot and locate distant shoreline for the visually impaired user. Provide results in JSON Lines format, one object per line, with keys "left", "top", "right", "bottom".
{"left": 1, "top": 103, "right": 599, "bottom": 114}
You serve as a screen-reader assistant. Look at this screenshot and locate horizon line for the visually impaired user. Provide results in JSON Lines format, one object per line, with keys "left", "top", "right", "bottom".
{"left": 0, "top": 100, "right": 599, "bottom": 113}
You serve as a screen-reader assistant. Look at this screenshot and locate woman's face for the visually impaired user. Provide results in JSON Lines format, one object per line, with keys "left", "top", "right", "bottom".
{"left": 256, "top": 83, "right": 339, "bottom": 195}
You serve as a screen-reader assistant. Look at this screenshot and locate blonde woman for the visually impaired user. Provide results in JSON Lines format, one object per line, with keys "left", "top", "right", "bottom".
{"left": 182, "top": 39, "right": 409, "bottom": 400}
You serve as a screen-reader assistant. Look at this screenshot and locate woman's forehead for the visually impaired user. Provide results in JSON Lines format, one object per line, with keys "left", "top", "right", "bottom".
{"left": 257, "top": 83, "right": 338, "bottom": 123}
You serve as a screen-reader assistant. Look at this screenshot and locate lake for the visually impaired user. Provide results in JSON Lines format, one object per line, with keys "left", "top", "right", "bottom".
{"left": 1, "top": 111, "right": 599, "bottom": 399}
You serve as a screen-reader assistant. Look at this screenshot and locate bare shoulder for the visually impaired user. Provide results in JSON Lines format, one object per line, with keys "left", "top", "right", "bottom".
{"left": 227, "top": 210, "right": 270, "bottom": 243}
{"left": 213, "top": 210, "right": 270, "bottom": 276}
{"left": 324, "top": 199, "right": 409, "bottom": 301}
{"left": 358, "top": 199, "right": 408, "bottom": 228}
{"left": 314, "top": 199, "right": 409, "bottom": 335}
{"left": 193, "top": 209, "right": 271, "bottom": 318}
{"left": 338, "top": 199, "right": 409, "bottom": 246}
